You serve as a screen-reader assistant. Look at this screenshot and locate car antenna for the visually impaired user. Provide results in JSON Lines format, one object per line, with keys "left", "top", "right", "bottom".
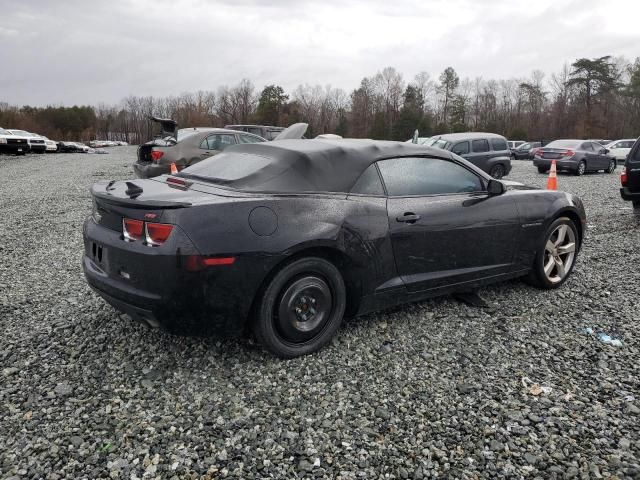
{"left": 125, "top": 181, "right": 143, "bottom": 199}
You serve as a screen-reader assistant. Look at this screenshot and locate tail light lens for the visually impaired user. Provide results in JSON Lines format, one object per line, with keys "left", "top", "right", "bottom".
{"left": 123, "top": 218, "right": 144, "bottom": 241}
{"left": 150, "top": 150, "right": 164, "bottom": 162}
{"left": 145, "top": 222, "right": 173, "bottom": 246}
{"left": 621, "top": 167, "right": 628, "bottom": 186}
{"left": 563, "top": 150, "right": 575, "bottom": 157}
{"left": 534, "top": 148, "right": 543, "bottom": 157}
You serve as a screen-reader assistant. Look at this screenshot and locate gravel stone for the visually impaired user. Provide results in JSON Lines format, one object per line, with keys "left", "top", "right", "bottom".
{"left": 1, "top": 151, "right": 639, "bottom": 477}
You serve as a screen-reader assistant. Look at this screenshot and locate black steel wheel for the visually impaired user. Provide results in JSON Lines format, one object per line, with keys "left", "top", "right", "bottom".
{"left": 253, "top": 257, "right": 346, "bottom": 358}
{"left": 576, "top": 160, "right": 586, "bottom": 176}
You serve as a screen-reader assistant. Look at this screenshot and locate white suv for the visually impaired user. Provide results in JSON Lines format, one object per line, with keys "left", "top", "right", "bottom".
{"left": 6, "top": 129, "right": 47, "bottom": 153}
{"left": 0, "top": 127, "right": 29, "bottom": 155}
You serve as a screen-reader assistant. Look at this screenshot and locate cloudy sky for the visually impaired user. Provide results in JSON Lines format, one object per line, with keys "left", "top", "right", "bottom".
{"left": 1, "top": 0, "right": 639, "bottom": 106}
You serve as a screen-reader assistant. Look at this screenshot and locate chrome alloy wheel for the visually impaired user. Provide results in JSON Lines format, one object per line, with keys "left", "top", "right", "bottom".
{"left": 543, "top": 224, "right": 576, "bottom": 284}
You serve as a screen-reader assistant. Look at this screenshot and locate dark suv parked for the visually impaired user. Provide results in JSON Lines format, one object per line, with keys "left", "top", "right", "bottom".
{"left": 224, "top": 125, "right": 284, "bottom": 140}
{"left": 620, "top": 138, "right": 640, "bottom": 212}
{"left": 428, "top": 132, "right": 512, "bottom": 178}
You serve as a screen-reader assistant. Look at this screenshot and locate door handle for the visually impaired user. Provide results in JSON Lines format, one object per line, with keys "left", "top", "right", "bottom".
{"left": 396, "top": 212, "right": 421, "bottom": 224}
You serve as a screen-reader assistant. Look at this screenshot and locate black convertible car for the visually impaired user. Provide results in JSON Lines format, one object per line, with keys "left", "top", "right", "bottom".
{"left": 83, "top": 139, "right": 586, "bottom": 357}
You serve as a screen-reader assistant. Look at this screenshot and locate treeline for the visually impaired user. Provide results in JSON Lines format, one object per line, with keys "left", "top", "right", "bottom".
{"left": 1, "top": 55, "right": 639, "bottom": 143}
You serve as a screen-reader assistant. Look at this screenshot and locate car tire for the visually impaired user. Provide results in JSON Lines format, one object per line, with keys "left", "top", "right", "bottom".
{"left": 537, "top": 166, "right": 549, "bottom": 174}
{"left": 253, "top": 257, "right": 346, "bottom": 358}
{"left": 633, "top": 201, "right": 640, "bottom": 214}
{"left": 525, "top": 216, "right": 579, "bottom": 290}
{"left": 606, "top": 159, "right": 616, "bottom": 173}
{"left": 489, "top": 164, "right": 505, "bottom": 179}
{"left": 576, "top": 161, "right": 586, "bottom": 176}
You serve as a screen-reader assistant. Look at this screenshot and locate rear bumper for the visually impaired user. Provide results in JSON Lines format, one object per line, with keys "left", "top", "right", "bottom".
{"left": 29, "top": 144, "right": 47, "bottom": 152}
{"left": 0, "top": 143, "right": 28, "bottom": 154}
{"left": 620, "top": 187, "right": 640, "bottom": 202}
{"left": 82, "top": 217, "right": 267, "bottom": 336}
{"left": 533, "top": 158, "right": 578, "bottom": 171}
{"left": 134, "top": 162, "right": 168, "bottom": 179}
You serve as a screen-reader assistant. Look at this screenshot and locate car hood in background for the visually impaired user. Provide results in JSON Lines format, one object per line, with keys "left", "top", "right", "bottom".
{"left": 273, "top": 123, "right": 308, "bottom": 140}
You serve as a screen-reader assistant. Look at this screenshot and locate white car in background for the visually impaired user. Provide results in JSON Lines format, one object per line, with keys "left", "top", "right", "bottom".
{"left": 0, "top": 127, "right": 29, "bottom": 155}
{"left": 605, "top": 139, "right": 637, "bottom": 160}
{"left": 6, "top": 129, "right": 47, "bottom": 153}
{"left": 41, "top": 136, "right": 58, "bottom": 152}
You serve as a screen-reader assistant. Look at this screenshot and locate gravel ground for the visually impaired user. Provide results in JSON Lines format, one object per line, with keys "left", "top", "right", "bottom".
{"left": 1, "top": 149, "right": 639, "bottom": 479}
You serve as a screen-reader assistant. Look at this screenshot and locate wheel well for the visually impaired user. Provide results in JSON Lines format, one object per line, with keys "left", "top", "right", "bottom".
{"left": 248, "top": 247, "right": 362, "bottom": 329}
{"left": 557, "top": 210, "right": 583, "bottom": 249}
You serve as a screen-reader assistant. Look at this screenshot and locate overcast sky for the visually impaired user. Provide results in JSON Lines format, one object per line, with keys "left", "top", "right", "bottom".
{"left": 1, "top": 0, "right": 639, "bottom": 106}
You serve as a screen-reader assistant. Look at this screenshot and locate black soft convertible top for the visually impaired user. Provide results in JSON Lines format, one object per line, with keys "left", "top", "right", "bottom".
{"left": 182, "top": 138, "right": 456, "bottom": 193}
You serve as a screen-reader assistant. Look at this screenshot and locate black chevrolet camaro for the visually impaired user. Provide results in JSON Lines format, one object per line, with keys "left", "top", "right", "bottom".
{"left": 83, "top": 139, "right": 586, "bottom": 357}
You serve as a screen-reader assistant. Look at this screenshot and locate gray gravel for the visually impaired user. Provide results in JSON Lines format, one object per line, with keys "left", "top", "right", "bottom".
{"left": 1, "top": 150, "right": 639, "bottom": 478}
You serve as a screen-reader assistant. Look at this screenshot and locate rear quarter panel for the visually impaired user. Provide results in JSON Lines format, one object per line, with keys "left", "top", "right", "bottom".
{"left": 508, "top": 189, "right": 585, "bottom": 269}
{"left": 172, "top": 194, "right": 395, "bottom": 310}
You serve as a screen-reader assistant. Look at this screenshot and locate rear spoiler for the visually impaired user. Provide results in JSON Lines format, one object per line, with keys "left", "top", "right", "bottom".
{"left": 91, "top": 182, "right": 191, "bottom": 209}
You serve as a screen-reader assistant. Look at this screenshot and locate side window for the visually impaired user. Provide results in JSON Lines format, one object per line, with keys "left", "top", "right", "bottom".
{"left": 593, "top": 142, "right": 605, "bottom": 152}
{"left": 451, "top": 141, "right": 469, "bottom": 155}
{"left": 377, "top": 157, "right": 483, "bottom": 196}
{"left": 205, "top": 134, "right": 236, "bottom": 151}
{"left": 350, "top": 164, "right": 385, "bottom": 195}
{"left": 471, "top": 139, "right": 490, "bottom": 153}
{"left": 581, "top": 142, "right": 593, "bottom": 152}
{"left": 238, "top": 134, "right": 265, "bottom": 144}
{"left": 248, "top": 127, "right": 262, "bottom": 136}
{"left": 490, "top": 138, "right": 508, "bottom": 151}
{"left": 268, "top": 130, "right": 282, "bottom": 140}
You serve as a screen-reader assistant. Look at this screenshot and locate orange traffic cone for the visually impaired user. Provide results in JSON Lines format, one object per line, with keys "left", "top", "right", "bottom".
{"left": 546, "top": 160, "right": 557, "bottom": 190}
{"left": 170, "top": 163, "right": 178, "bottom": 174}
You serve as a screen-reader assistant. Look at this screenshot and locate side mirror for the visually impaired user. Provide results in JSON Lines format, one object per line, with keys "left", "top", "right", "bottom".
{"left": 603, "top": 148, "right": 610, "bottom": 154}
{"left": 487, "top": 179, "right": 505, "bottom": 195}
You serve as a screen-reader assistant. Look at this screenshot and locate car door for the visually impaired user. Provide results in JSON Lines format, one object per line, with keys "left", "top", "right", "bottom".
{"left": 580, "top": 142, "right": 597, "bottom": 170}
{"left": 592, "top": 142, "right": 610, "bottom": 169}
{"left": 195, "top": 133, "right": 237, "bottom": 163}
{"left": 467, "top": 138, "right": 491, "bottom": 171}
{"left": 450, "top": 141, "right": 470, "bottom": 158}
{"left": 378, "top": 156, "right": 521, "bottom": 293}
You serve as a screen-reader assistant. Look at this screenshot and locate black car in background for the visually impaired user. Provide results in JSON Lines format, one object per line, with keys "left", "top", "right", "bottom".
{"left": 512, "top": 141, "right": 542, "bottom": 160}
{"left": 533, "top": 139, "right": 616, "bottom": 175}
{"left": 83, "top": 139, "right": 585, "bottom": 357}
{"left": 620, "top": 138, "right": 640, "bottom": 211}
{"left": 427, "top": 132, "right": 512, "bottom": 178}
{"left": 225, "top": 124, "right": 285, "bottom": 140}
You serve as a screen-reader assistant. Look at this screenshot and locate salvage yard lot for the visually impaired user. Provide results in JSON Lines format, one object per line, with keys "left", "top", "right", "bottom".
{"left": 1, "top": 148, "right": 639, "bottom": 478}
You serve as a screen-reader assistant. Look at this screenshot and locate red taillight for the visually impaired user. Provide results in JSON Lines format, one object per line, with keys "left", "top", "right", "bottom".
{"left": 621, "top": 166, "right": 628, "bottom": 186}
{"left": 534, "top": 148, "right": 543, "bottom": 157}
{"left": 563, "top": 149, "right": 575, "bottom": 157}
{"left": 145, "top": 222, "right": 173, "bottom": 246}
{"left": 204, "top": 257, "right": 236, "bottom": 266}
{"left": 123, "top": 218, "right": 144, "bottom": 241}
{"left": 184, "top": 255, "right": 236, "bottom": 272}
{"left": 150, "top": 150, "right": 164, "bottom": 162}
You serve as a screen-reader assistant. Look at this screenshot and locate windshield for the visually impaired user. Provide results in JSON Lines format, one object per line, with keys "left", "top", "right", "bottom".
{"left": 0, "top": 128, "right": 9, "bottom": 135}
{"left": 545, "top": 140, "right": 581, "bottom": 149}
{"left": 430, "top": 139, "right": 450, "bottom": 150}
{"left": 10, "top": 130, "right": 31, "bottom": 136}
